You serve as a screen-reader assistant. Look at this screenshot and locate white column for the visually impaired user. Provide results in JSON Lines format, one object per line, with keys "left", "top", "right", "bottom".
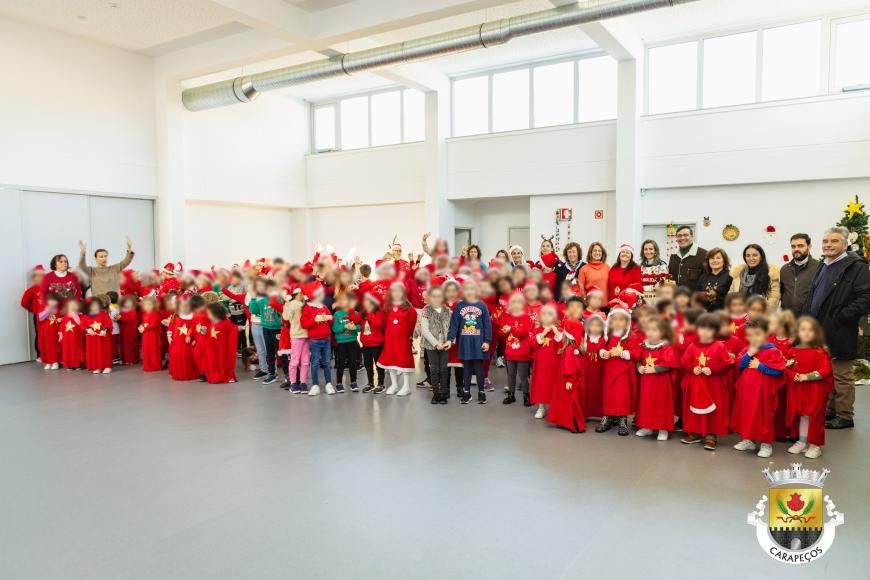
{"left": 423, "top": 88, "right": 454, "bottom": 244}
{"left": 154, "top": 75, "right": 188, "bottom": 264}
{"left": 614, "top": 54, "right": 643, "bottom": 248}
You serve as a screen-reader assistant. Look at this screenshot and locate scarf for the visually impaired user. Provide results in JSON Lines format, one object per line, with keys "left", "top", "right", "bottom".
{"left": 740, "top": 265, "right": 770, "bottom": 296}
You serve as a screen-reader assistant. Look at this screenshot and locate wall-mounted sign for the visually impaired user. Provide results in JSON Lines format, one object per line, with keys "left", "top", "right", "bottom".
{"left": 594, "top": 210, "right": 604, "bottom": 220}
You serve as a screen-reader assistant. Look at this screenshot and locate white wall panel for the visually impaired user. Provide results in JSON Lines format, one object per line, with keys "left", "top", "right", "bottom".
{"left": 89, "top": 197, "right": 156, "bottom": 271}
{"left": 1, "top": 190, "right": 28, "bottom": 365}
{"left": 529, "top": 192, "right": 615, "bottom": 257}
{"left": 20, "top": 192, "right": 91, "bottom": 272}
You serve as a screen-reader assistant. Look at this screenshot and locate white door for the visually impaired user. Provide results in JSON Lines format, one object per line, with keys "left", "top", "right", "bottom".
{"left": 454, "top": 228, "right": 472, "bottom": 253}
{"left": 89, "top": 196, "right": 155, "bottom": 271}
{"left": 508, "top": 227, "right": 530, "bottom": 252}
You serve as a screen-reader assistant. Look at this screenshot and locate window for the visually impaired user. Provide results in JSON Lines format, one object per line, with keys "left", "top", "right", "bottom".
{"left": 762, "top": 21, "right": 821, "bottom": 101}
{"left": 578, "top": 56, "right": 618, "bottom": 122}
{"left": 453, "top": 76, "right": 489, "bottom": 136}
{"left": 492, "top": 69, "right": 530, "bottom": 132}
{"left": 313, "top": 88, "right": 426, "bottom": 152}
{"left": 702, "top": 32, "right": 756, "bottom": 108}
{"left": 533, "top": 61, "right": 574, "bottom": 127}
{"left": 370, "top": 91, "right": 401, "bottom": 147}
{"left": 339, "top": 96, "right": 369, "bottom": 150}
{"left": 403, "top": 89, "right": 425, "bottom": 142}
{"left": 648, "top": 41, "right": 698, "bottom": 114}
{"left": 314, "top": 106, "right": 336, "bottom": 151}
{"left": 834, "top": 17, "right": 870, "bottom": 89}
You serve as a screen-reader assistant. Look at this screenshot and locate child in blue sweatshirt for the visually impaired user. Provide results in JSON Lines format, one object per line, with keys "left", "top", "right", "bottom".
{"left": 447, "top": 280, "right": 493, "bottom": 405}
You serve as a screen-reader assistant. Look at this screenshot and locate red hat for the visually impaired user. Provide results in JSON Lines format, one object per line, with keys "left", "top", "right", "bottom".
{"left": 301, "top": 281, "right": 323, "bottom": 301}
{"left": 488, "top": 259, "right": 501, "bottom": 270}
{"left": 617, "top": 243, "right": 635, "bottom": 256}
{"left": 562, "top": 318, "right": 584, "bottom": 342}
{"left": 585, "top": 285, "right": 603, "bottom": 298}
{"left": 364, "top": 292, "right": 381, "bottom": 307}
{"left": 32, "top": 264, "right": 46, "bottom": 274}
{"left": 618, "top": 288, "right": 641, "bottom": 309}
{"left": 300, "top": 263, "right": 314, "bottom": 276}
{"left": 539, "top": 252, "right": 558, "bottom": 269}
{"left": 162, "top": 262, "right": 176, "bottom": 275}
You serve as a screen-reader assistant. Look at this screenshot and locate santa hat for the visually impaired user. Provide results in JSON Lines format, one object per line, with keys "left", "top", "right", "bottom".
{"left": 363, "top": 292, "right": 381, "bottom": 307}
{"left": 618, "top": 284, "right": 644, "bottom": 310}
{"left": 688, "top": 385, "right": 717, "bottom": 415}
{"left": 617, "top": 243, "right": 635, "bottom": 256}
{"left": 301, "top": 281, "right": 323, "bottom": 301}
{"left": 299, "top": 263, "right": 314, "bottom": 276}
{"left": 562, "top": 318, "right": 584, "bottom": 343}
{"left": 31, "top": 264, "right": 46, "bottom": 275}
{"left": 162, "top": 262, "right": 177, "bottom": 275}
{"left": 605, "top": 300, "right": 632, "bottom": 340}
{"left": 487, "top": 259, "right": 502, "bottom": 270}
{"left": 585, "top": 285, "right": 603, "bottom": 299}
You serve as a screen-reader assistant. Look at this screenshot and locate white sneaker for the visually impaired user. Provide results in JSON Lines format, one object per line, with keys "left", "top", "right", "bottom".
{"left": 804, "top": 445, "right": 822, "bottom": 459}
{"left": 396, "top": 383, "right": 411, "bottom": 396}
{"left": 325, "top": 383, "right": 336, "bottom": 395}
{"left": 102, "top": 368, "right": 112, "bottom": 374}
{"left": 308, "top": 384, "right": 321, "bottom": 396}
{"left": 43, "top": 364, "right": 51, "bottom": 370}
{"left": 657, "top": 430, "right": 669, "bottom": 441}
{"left": 534, "top": 405, "right": 546, "bottom": 419}
{"left": 733, "top": 439, "right": 757, "bottom": 451}
{"left": 788, "top": 441, "right": 808, "bottom": 455}
{"left": 496, "top": 356, "right": 505, "bottom": 368}
{"left": 50, "top": 363, "right": 59, "bottom": 370}
{"left": 92, "top": 369, "right": 101, "bottom": 374}
{"left": 635, "top": 428, "right": 653, "bottom": 437}
{"left": 385, "top": 382, "right": 399, "bottom": 395}
{"left": 757, "top": 443, "right": 773, "bottom": 458}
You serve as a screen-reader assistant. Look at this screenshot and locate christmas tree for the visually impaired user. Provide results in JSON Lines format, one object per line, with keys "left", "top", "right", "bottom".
{"left": 837, "top": 195, "right": 869, "bottom": 255}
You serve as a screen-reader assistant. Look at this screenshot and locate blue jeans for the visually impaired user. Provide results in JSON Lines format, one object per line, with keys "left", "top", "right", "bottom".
{"left": 251, "top": 323, "right": 267, "bottom": 372}
{"left": 309, "top": 338, "right": 332, "bottom": 385}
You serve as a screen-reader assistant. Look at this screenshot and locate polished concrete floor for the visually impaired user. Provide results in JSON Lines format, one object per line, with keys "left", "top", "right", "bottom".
{"left": 1, "top": 361, "right": 867, "bottom": 579}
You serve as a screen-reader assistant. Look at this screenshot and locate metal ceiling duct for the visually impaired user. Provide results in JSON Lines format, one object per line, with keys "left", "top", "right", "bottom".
{"left": 182, "top": 0, "right": 697, "bottom": 112}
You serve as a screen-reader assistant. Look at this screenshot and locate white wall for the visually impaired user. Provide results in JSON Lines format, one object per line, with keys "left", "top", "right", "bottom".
{"left": 453, "top": 198, "right": 530, "bottom": 256}
{"left": 183, "top": 93, "right": 308, "bottom": 208}
{"left": 0, "top": 15, "right": 156, "bottom": 197}
{"left": 446, "top": 122, "right": 616, "bottom": 200}
{"left": 640, "top": 179, "right": 870, "bottom": 265}
{"left": 529, "top": 192, "right": 616, "bottom": 258}
{"left": 184, "top": 201, "right": 294, "bottom": 269}
{"left": 0, "top": 191, "right": 27, "bottom": 365}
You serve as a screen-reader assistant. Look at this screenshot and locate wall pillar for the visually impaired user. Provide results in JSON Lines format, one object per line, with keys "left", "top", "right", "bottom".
{"left": 154, "top": 75, "right": 188, "bottom": 264}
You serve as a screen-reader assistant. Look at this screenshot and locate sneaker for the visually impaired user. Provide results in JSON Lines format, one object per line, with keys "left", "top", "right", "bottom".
{"left": 733, "top": 439, "right": 757, "bottom": 451}
{"left": 460, "top": 393, "right": 472, "bottom": 405}
{"left": 635, "top": 428, "right": 653, "bottom": 437}
{"left": 385, "top": 382, "right": 399, "bottom": 395}
{"left": 308, "top": 384, "right": 321, "bottom": 396}
{"left": 325, "top": 383, "right": 336, "bottom": 395}
{"left": 503, "top": 385, "right": 510, "bottom": 393}
{"left": 757, "top": 443, "right": 773, "bottom": 458}
{"left": 703, "top": 435, "right": 717, "bottom": 450}
{"left": 92, "top": 369, "right": 101, "bottom": 374}
{"left": 252, "top": 370, "right": 268, "bottom": 380}
{"left": 261, "top": 374, "right": 277, "bottom": 385}
{"left": 495, "top": 356, "right": 505, "bottom": 368}
{"left": 617, "top": 417, "right": 630, "bottom": 436}
{"left": 280, "top": 381, "right": 291, "bottom": 390}
{"left": 43, "top": 364, "right": 51, "bottom": 370}
{"left": 788, "top": 441, "right": 808, "bottom": 455}
{"left": 396, "top": 382, "right": 412, "bottom": 397}
{"left": 502, "top": 393, "right": 516, "bottom": 405}
{"left": 373, "top": 384, "right": 386, "bottom": 394}
{"left": 362, "top": 384, "right": 374, "bottom": 394}
{"left": 438, "top": 396, "right": 447, "bottom": 405}
{"left": 484, "top": 378, "right": 494, "bottom": 392}
{"left": 334, "top": 383, "right": 345, "bottom": 394}
{"left": 804, "top": 444, "right": 822, "bottom": 459}
{"left": 289, "top": 383, "right": 301, "bottom": 394}
{"left": 298, "top": 383, "right": 310, "bottom": 394}
{"left": 478, "top": 392, "right": 487, "bottom": 404}
{"left": 534, "top": 405, "right": 547, "bottom": 419}
{"left": 681, "top": 433, "right": 703, "bottom": 445}
{"left": 673, "top": 417, "right": 683, "bottom": 432}
{"left": 199, "top": 375, "right": 207, "bottom": 383}
{"left": 350, "top": 383, "right": 359, "bottom": 392}
{"left": 416, "top": 378, "right": 431, "bottom": 388}
{"left": 523, "top": 394, "right": 531, "bottom": 407}
{"left": 102, "top": 368, "right": 112, "bottom": 374}
{"left": 826, "top": 416, "right": 854, "bottom": 429}
{"left": 430, "top": 394, "right": 440, "bottom": 404}
{"left": 50, "top": 363, "right": 59, "bottom": 370}
{"left": 657, "top": 430, "right": 670, "bottom": 442}
{"left": 595, "top": 416, "right": 611, "bottom": 433}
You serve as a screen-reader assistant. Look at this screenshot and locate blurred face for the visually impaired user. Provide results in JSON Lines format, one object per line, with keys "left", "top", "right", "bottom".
{"left": 88, "top": 301, "right": 100, "bottom": 315}
{"left": 642, "top": 243, "right": 656, "bottom": 261}
{"left": 46, "top": 298, "right": 59, "bottom": 312}
{"left": 497, "top": 279, "right": 513, "bottom": 294}
{"left": 768, "top": 315, "right": 781, "bottom": 337}
{"left": 541, "top": 241, "right": 554, "bottom": 255}
{"left": 565, "top": 301, "right": 583, "bottom": 320}
{"left": 656, "top": 285, "right": 674, "bottom": 301}
{"left": 589, "top": 245, "right": 603, "bottom": 261}
{"left": 608, "top": 314, "right": 629, "bottom": 336}
{"left": 508, "top": 295, "right": 526, "bottom": 314}
{"left": 645, "top": 321, "right": 662, "bottom": 343}
{"left": 586, "top": 294, "right": 603, "bottom": 311}
{"left": 539, "top": 286, "right": 553, "bottom": 302}
{"left": 566, "top": 246, "right": 579, "bottom": 263}
{"left": 697, "top": 326, "right": 715, "bottom": 343}
{"left": 523, "top": 285, "right": 539, "bottom": 302}
{"left": 708, "top": 252, "right": 724, "bottom": 272}
{"left": 790, "top": 238, "right": 810, "bottom": 261}
{"left": 511, "top": 268, "right": 526, "bottom": 286}
{"left": 676, "top": 228, "right": 693, "bottom": 249}
{"left": 540, "top": 308, "right": 557, "bottom": 327}
{"left": 428, "top": 288, "right": 444, "bottom": 308}
{"left": 797, "top": 321, "right": 816, "bottom": 345}
{"left": 587, "top": 318, "right": 604, "bottom": 337}
{"left": 747, "top": 301, "right": 766, "bottom": 319}
{"left": 745, "top": 326, "right": 766, "bottom": 348}
{"left": 719, "top": 321, "right": 733, "bottom": 337}
{"left": 743, "top": 247, "right": 762, "bottom": 268}
{"left": 141, "top": 300, "right": 154, "bottom": 313}
{"left": 32, "top": 271, "right": 44, "bottom": 285}
{"left": 462, "top": 282, "right": 480, "bottom": 302}
{"left": 389, "top": 285, "right": 405, "bottom": 304}
{"left": 95, "top": 251, "right": 108, "bottom": 267}
{"left": 728, "top": 299, "right": 746, "bottom": 316}
{"left": 821, "top": 231, "right": 848, "bottom": 259}
{"left": 444, "top": 283, "right": 459, "bottom": 303}
{"left": 674, "top": 294, "right": 689, "bottom": 309}
{"left": 177, "top": 301, "right": 191, "bottom": 316}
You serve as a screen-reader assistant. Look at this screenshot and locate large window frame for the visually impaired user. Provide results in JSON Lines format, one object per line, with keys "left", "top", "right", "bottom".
{"left": 311, "top": 86, "right": 426, "bottom": 153}
{"left": 450, "top": 50, "right": 617, "bottom": 138}
{"left": 644, "top": 12, "right": 870, "bottom": 115}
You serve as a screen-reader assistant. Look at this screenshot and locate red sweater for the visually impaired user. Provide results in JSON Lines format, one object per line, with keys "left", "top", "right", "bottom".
{"left": 359, "top": 310, "right": 385, "bottom": 347}
{"left": 607, "top": 264, "right": 642, "bottom": 300}
{"left": 499, "top": 312, "right": 533, "bottom": 361}
{"left": 20, "top": 285, "right": 40, "bottom": 315}
{"left": 301, "top": 303, "right": 332, "bottom": 340}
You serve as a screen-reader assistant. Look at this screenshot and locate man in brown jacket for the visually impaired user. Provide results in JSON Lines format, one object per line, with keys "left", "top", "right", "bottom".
{"left": 667, "top": 225, "right": 707, "bottom": 289}
{"left": 780, "top": 233, "right": 819, "bottom": 315}
{"left": 77, "top": 237, "right": 135, "bottom": 296}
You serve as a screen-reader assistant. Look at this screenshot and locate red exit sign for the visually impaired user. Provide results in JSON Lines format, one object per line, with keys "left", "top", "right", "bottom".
{"left": 594, "top": 210, "right": 604, "bottom": 220}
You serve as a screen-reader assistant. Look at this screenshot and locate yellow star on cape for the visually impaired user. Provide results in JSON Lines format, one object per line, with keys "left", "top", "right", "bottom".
{"left": 178, "top": 324, "right": 190, "bottom": 337}
{"left": 729, "top": 321, "right": 737, "bottom": 334}
{"left": 210, "top": 327, "right": 220, "bottom": 339}
{"left": 697, "top": 351, "right": 707, "bottom": 367}
{"left": 611, "top": 343, "right": 623, "bottom": 357}
{"left": 542, "top": 337, "right": 551, "bottom": 346}
{"left": 64, "top": 321, "right": 75, "bottom": 332}
{"left": 644, "top": 354, "right": 657, "bottom": 368}
{"left": 89, "top": 321, "right": 102, "bottom": 332}
{"left": 847, "top": 199, "right": 864, "bottom": 219}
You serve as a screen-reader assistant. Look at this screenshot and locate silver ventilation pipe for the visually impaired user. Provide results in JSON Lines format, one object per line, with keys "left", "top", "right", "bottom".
{"left": 182, "top": 0, "right": 697, "bottom": 111}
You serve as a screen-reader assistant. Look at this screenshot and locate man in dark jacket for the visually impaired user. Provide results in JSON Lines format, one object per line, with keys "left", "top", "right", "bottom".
{"left": 667, "top": 225, "right": 707, "bottom": 289}
{"left": 780, "top": 233, "right": 820, "bottom": 315}
{"left": 803, "top": 226, "right": 870, "bottom": 429}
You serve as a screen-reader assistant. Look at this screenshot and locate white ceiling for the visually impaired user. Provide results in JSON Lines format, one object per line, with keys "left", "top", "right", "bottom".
{"left": 284, "top": 0, "right": 359, "bottom": 12}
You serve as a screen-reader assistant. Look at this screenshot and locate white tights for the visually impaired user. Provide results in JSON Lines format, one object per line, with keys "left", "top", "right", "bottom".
{"left": 798, "top": 416, "right": 810, "bottom": 442}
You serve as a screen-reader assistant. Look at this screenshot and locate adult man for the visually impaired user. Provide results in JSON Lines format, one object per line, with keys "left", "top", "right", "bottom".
{"left": 77, "top": 236, "right": 134, "bottom": 296}
{"left": 803, "top": 226, "right": 870, "bottom": 429}
{"left": 667, "top": 225, "right": 707, "bottom": 289}
{"left": 780, "top": 233, "right": 820, "bottom": 315}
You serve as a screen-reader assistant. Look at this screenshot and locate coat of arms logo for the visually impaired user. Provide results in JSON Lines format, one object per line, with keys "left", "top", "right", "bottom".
{"left": 746, "top": 463, "right": 844, "bottom": 564}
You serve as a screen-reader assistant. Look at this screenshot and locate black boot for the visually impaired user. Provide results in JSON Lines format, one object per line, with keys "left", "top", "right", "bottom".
{"left": 430, "top": 393, "right": 440, "bottom": 404}
{"left": 595, "top": 416, "right": 611, "bottom": 433}
{"left": 617, "top": 417, "right": 630, "bottom": 436}
{"left": 503, "top": 393, "right": 516, "bottom": 405}
{"left": 523, "top": 393, "right": 531, "bottom": 407}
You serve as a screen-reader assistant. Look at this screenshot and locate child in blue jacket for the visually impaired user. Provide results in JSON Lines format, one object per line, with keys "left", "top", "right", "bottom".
{"left": 448, "top": 280, "right": 493, "bottom": 405}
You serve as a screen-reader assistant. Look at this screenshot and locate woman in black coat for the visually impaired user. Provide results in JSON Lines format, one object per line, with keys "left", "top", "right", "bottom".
{"left": 554, "top": 242, "right": 585, "bottom": 300}
{"left": 695, "top": 247, "right": 733, "bottom": 311}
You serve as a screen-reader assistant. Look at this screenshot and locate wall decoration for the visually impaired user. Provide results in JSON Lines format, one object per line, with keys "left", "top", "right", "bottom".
{"left": 765, "top": 224, "right": 776, "bottom": 239}
{"left": 838, "top": 195, "right": 868, "bottom": 254}
{"left": 703, "top": 216, "right": 711, "bottom": 227}
{"left": 722, "top": 224, "right": 740, "bottom": 241}
{"left": 594, "top": 210, "right": 604, "bottom": 220}
{"left": 553, "top": 208, "right": 573, "bottom": 252}
{"left": 666, "top": 222, "right": 677, "bottom": 237}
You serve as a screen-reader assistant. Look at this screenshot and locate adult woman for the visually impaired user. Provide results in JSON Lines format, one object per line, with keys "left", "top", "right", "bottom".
{"left": 695, "top": 247, "right": 733, "bottom": 311}
{"left": 639, "top": 240, "right": 669, "bottom": 297}
{"left": 729, "top": 244, "right": 780, "bottom": 310}
{"left": 607, "top": 243, "right": 642, "bottom": 302}
{"left": 463, "top": 244, "right": 486, "bottom": 271}
{"left": 508, "top": 245, "right": 528, "bottom": 270}
{"left": 578, "top": 242, "right": 611, "bottom": 302}
{"left": 40, "top": 254, "right": 82, "bottom": 306}
{"left": 494, "top": 249, "right": 510, "bottom": 264}
{"left": 555, "top": 242, "right": 585, "bottom": 299}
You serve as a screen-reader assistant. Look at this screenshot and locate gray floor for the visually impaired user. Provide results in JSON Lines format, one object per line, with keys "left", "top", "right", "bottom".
{"left": 1, "top": 362, "right": 867, "bottom": 580}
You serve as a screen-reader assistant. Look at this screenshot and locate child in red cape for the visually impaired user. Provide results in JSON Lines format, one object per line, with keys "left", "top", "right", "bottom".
{"left": 168, "top": 297, "right": 199, "bottom": 381}
{"left": 596, "top": 301, "right": 641, "bottom": 436}
{"left": 59, "top": 300, "right": 85, "bottom": 370}
{"left": 81, "top": 297, "right": 113, "bottom": 374}
{"left": 581, "top": 310, "right": 606, "bottom": 420}
{"left": 547, "top": 298, "right": 586, "bottom": 433}
{"left": 202, "top": 302, "right": 238, "bottom": 384}
{"left": 732, "top": 318, "right": 787, "bottom": 458}
{"left": 191, "top": 294, "right": 213, "bottom": 378}
{"left": 117, "top": 295, "right": 139, "bottom": 365}
{"left": 139, "top": 296, "right": 164, "bottom": 372}
{"left": 785, "top": 317, "right": 833, "bottom": 459}
{"left": 37, "top": 293, "right": 62, "bottom": 370}
{"left": 635, "top": 316, "right": 680, "bottom": 441}
{"left": 768, "top": 310, "right": 797, "bottom": 441}
{"left": 529, "top": 304, "right": 564, "bottom": 420}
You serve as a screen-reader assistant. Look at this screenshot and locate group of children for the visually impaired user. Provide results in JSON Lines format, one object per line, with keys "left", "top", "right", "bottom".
{"left": 20, "top": 237, "right": 834, "bottom": 459}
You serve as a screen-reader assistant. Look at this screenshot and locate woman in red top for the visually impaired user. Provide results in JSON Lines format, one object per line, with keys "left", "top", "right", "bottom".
{"left": 378, "top": 282, "right": 418, "bottom": 397}
{"left": 607, "top": 243, "right": 642, "bottom": 301}
{"left": 203, "top": 302, "right": 239, "bottom": 384}
{"left": 139, "top": 296, "right": 164, "bottom": 372}
{"left": 499, "top": 292, "right": 533, "bottom": 406}
{"left": 40, "top": 255, "right": 82, "bottom": 307}
{"left": 117, "top": 295, "right": 139, "bottom": 365}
